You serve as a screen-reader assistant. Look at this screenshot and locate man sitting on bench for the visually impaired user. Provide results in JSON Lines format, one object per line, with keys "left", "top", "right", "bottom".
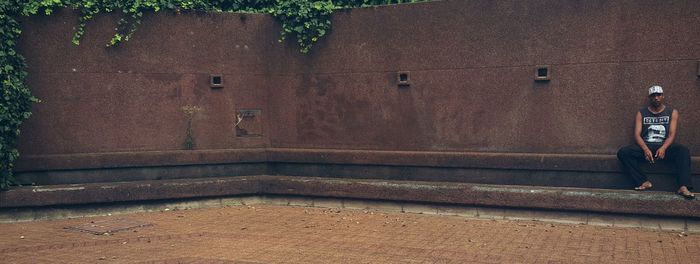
{"left": 617, "top": 85, "right": 694, "bottom": 199}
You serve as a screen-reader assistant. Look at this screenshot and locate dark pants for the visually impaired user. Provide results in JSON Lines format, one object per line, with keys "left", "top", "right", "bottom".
{"left": 617, "top": 143, "right": 693, "bottom": 189}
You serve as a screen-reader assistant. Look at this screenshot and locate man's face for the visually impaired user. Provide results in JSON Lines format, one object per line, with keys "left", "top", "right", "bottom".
{"left": 649, "top": 93, "right": 664, "bottom": 107}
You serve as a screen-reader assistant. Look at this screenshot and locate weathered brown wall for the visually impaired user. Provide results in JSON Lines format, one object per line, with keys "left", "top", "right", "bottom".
{"left": 17, "top": 10, "right": 274, "bottom": 155}
{"left": 266, "top": 0, "right": 700, "bottom": 154}
{"left": 13, "top": 0, "right": 700, "bottom": 187}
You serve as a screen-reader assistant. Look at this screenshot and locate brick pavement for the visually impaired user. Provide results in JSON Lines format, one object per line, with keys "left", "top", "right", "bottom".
{"left": 1, "top": 205, "right": 699, "bottom": 263}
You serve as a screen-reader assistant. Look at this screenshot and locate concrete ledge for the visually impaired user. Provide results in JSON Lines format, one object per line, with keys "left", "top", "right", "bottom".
{"left": 14, "top": 148, "right": 698, "bottom": 191}
{"left": 2, "top": 176, "right": 698, "bottom": 219}
{"left": 17, "top": 148, "right": 700, "bottom": 173}
{"left": 266, "top": 148, "right": 700, "bottom": 173}
{"left": 259, "top": 176, "right": 700, "bottom": 218}
{"left": 0, "top": 177, "right": 261, "bottom": 208}
{"left": 15, "top": 149, "right": 267, "bottom": 172}
{"left": 267, "top": 148, "right": 622, "bottom": 172}
{"left": 2, "top": 195, "right": 698, "bottom": 233}
{"left": 14, "top": 163, "right": 267, "bottom": 186}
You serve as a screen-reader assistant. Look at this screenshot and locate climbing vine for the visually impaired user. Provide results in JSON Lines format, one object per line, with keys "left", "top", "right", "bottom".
{"left": 1, "top": 1, "right": 37, "bottom": 189}
{"left": 0, "top": 0, "right": 423, "bottom": 189}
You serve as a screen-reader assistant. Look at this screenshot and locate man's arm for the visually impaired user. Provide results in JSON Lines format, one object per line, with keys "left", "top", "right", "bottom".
{"left": 656, "top": 109, "right": 679, "bottom": 159}
{"left": 634, "top": 111, "right": 655, "bottom": 163}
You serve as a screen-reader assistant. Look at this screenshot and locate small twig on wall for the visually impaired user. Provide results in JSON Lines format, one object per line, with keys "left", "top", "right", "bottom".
{"left": 181, "top": 105, "right": 202, "bottom": 150}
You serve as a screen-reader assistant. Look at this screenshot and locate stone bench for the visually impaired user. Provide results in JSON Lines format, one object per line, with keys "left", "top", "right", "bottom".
{"left": 13, "top": 148, "right": 700, "bottom": 191}
{"left": 1, "top": 176, "right": 698, "bottom": 219}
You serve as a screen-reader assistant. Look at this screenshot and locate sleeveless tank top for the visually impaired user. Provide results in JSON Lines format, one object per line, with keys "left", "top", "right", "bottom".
{"left": 640, "top": 106, "right": 673, "bottom": 146}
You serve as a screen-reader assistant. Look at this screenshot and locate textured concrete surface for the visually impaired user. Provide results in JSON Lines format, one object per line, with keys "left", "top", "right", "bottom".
{"left": 4, "top": 195, "right": 700, "bottom": 233}
{"left": 266, "top": 0, "right": 700, "bottom": 154}
{"left": 15, "top": 149, "right": 268, "bottom": 171}
{"left": 15, "top": 148, "right": 700, "bottom": 190}
{"left": 10, "top": 1, "right": 700, "bottom": 225}
{"left": 260, "top": 176, "right": 700, "bottom": 218}
{"left": 0, "top": 177, "right": 261, "bottom": 208}
{"left": 17, "top": 9, "right": 272, "bottom": 155}
{"left": 16, "top": 0, "right": 700, "bottom": 158}
{"left": 1, "top": 205, "right": 700, "bottom": 263}
{"left": 3, "top": 176, "right": 699, "bottom": 218}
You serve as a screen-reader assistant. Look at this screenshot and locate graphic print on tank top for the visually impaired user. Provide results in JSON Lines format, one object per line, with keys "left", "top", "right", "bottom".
{"left": 643, "top": 116, "right": 669, "bottom": 143}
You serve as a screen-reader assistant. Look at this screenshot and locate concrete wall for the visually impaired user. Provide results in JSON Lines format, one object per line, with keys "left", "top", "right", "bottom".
{"left": 17, "top": 10, "right": 274, "bottom": 155}
{"left": 266, "top": 0, "right": 700, "bottom": 154}
{"left": 13, "top": 0, "right": 700, "bottom": 188}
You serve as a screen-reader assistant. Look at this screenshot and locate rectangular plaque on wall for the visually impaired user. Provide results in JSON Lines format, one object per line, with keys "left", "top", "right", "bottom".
{"left": 235, "top": 109, "right": 262, "bottom": 137}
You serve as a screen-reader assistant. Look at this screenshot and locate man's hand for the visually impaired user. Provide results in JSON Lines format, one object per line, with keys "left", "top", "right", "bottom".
{"left": 655, "top": 147, "right": 667, "bottom": 160}
{"left": 644, "top": 148, "right": 655, "bottom": 163}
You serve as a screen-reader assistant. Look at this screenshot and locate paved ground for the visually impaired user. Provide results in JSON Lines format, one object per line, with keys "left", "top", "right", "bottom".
{"left": 1, "top": 205, "right": 699, "bottom": 264}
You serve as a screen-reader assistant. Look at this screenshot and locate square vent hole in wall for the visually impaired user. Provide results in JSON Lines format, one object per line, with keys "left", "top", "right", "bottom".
{"left": 235, "top": 109, "right": 262, "bottom": 137}
{"left": 535, "top": 65, "right": 550, "bottom": 81}
{"left": 210, "top": 74, "right": 224, "bottom": 88}
{"left": 397, "top": 71, "right": 410, "bottom": 87}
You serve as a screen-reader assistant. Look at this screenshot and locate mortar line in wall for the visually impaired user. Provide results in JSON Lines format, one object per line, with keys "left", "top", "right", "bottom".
{"left": 269, "top": 58, "right": 699, "bottom": 76}
{"left": 31, "top": 58, "right": 698, "bottom": 76}
{"left": 29, "top": 71, "right": 269, "bottom": 75}
{"left": 285, "top": 58, "right": 700, "bottom": 76}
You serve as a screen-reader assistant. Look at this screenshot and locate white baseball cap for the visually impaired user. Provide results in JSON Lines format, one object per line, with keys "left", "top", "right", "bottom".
{"left": 648, "top": 85, "right": 663, "bottom": 95}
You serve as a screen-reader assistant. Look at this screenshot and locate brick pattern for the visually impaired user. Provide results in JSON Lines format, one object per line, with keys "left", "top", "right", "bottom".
{"left": 65, "top": 218, "right": 154, "bottom": 235}
{"left": 1, "top": 205, "right": 699, "bottom": 263}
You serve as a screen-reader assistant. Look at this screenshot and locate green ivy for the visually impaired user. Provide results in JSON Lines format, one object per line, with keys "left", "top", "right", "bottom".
{"left": 1, "top": 1, "right": 37, "bottom": 189}
{"left": 268, "top": 0, "right": 334, "bottom": 52}
{"left": 0, "top": 0, "right": 424, "bottom": 189}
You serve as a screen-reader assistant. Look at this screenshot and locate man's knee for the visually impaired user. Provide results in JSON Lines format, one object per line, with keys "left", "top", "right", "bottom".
{"left": 678, "top": 145, "right": 690, "bottom": 156}
{"left": 669, "top": 144, "right": 690, "bottom": 156}
{"left": 617, "top": 146, "right": 631, "bottom": 160}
